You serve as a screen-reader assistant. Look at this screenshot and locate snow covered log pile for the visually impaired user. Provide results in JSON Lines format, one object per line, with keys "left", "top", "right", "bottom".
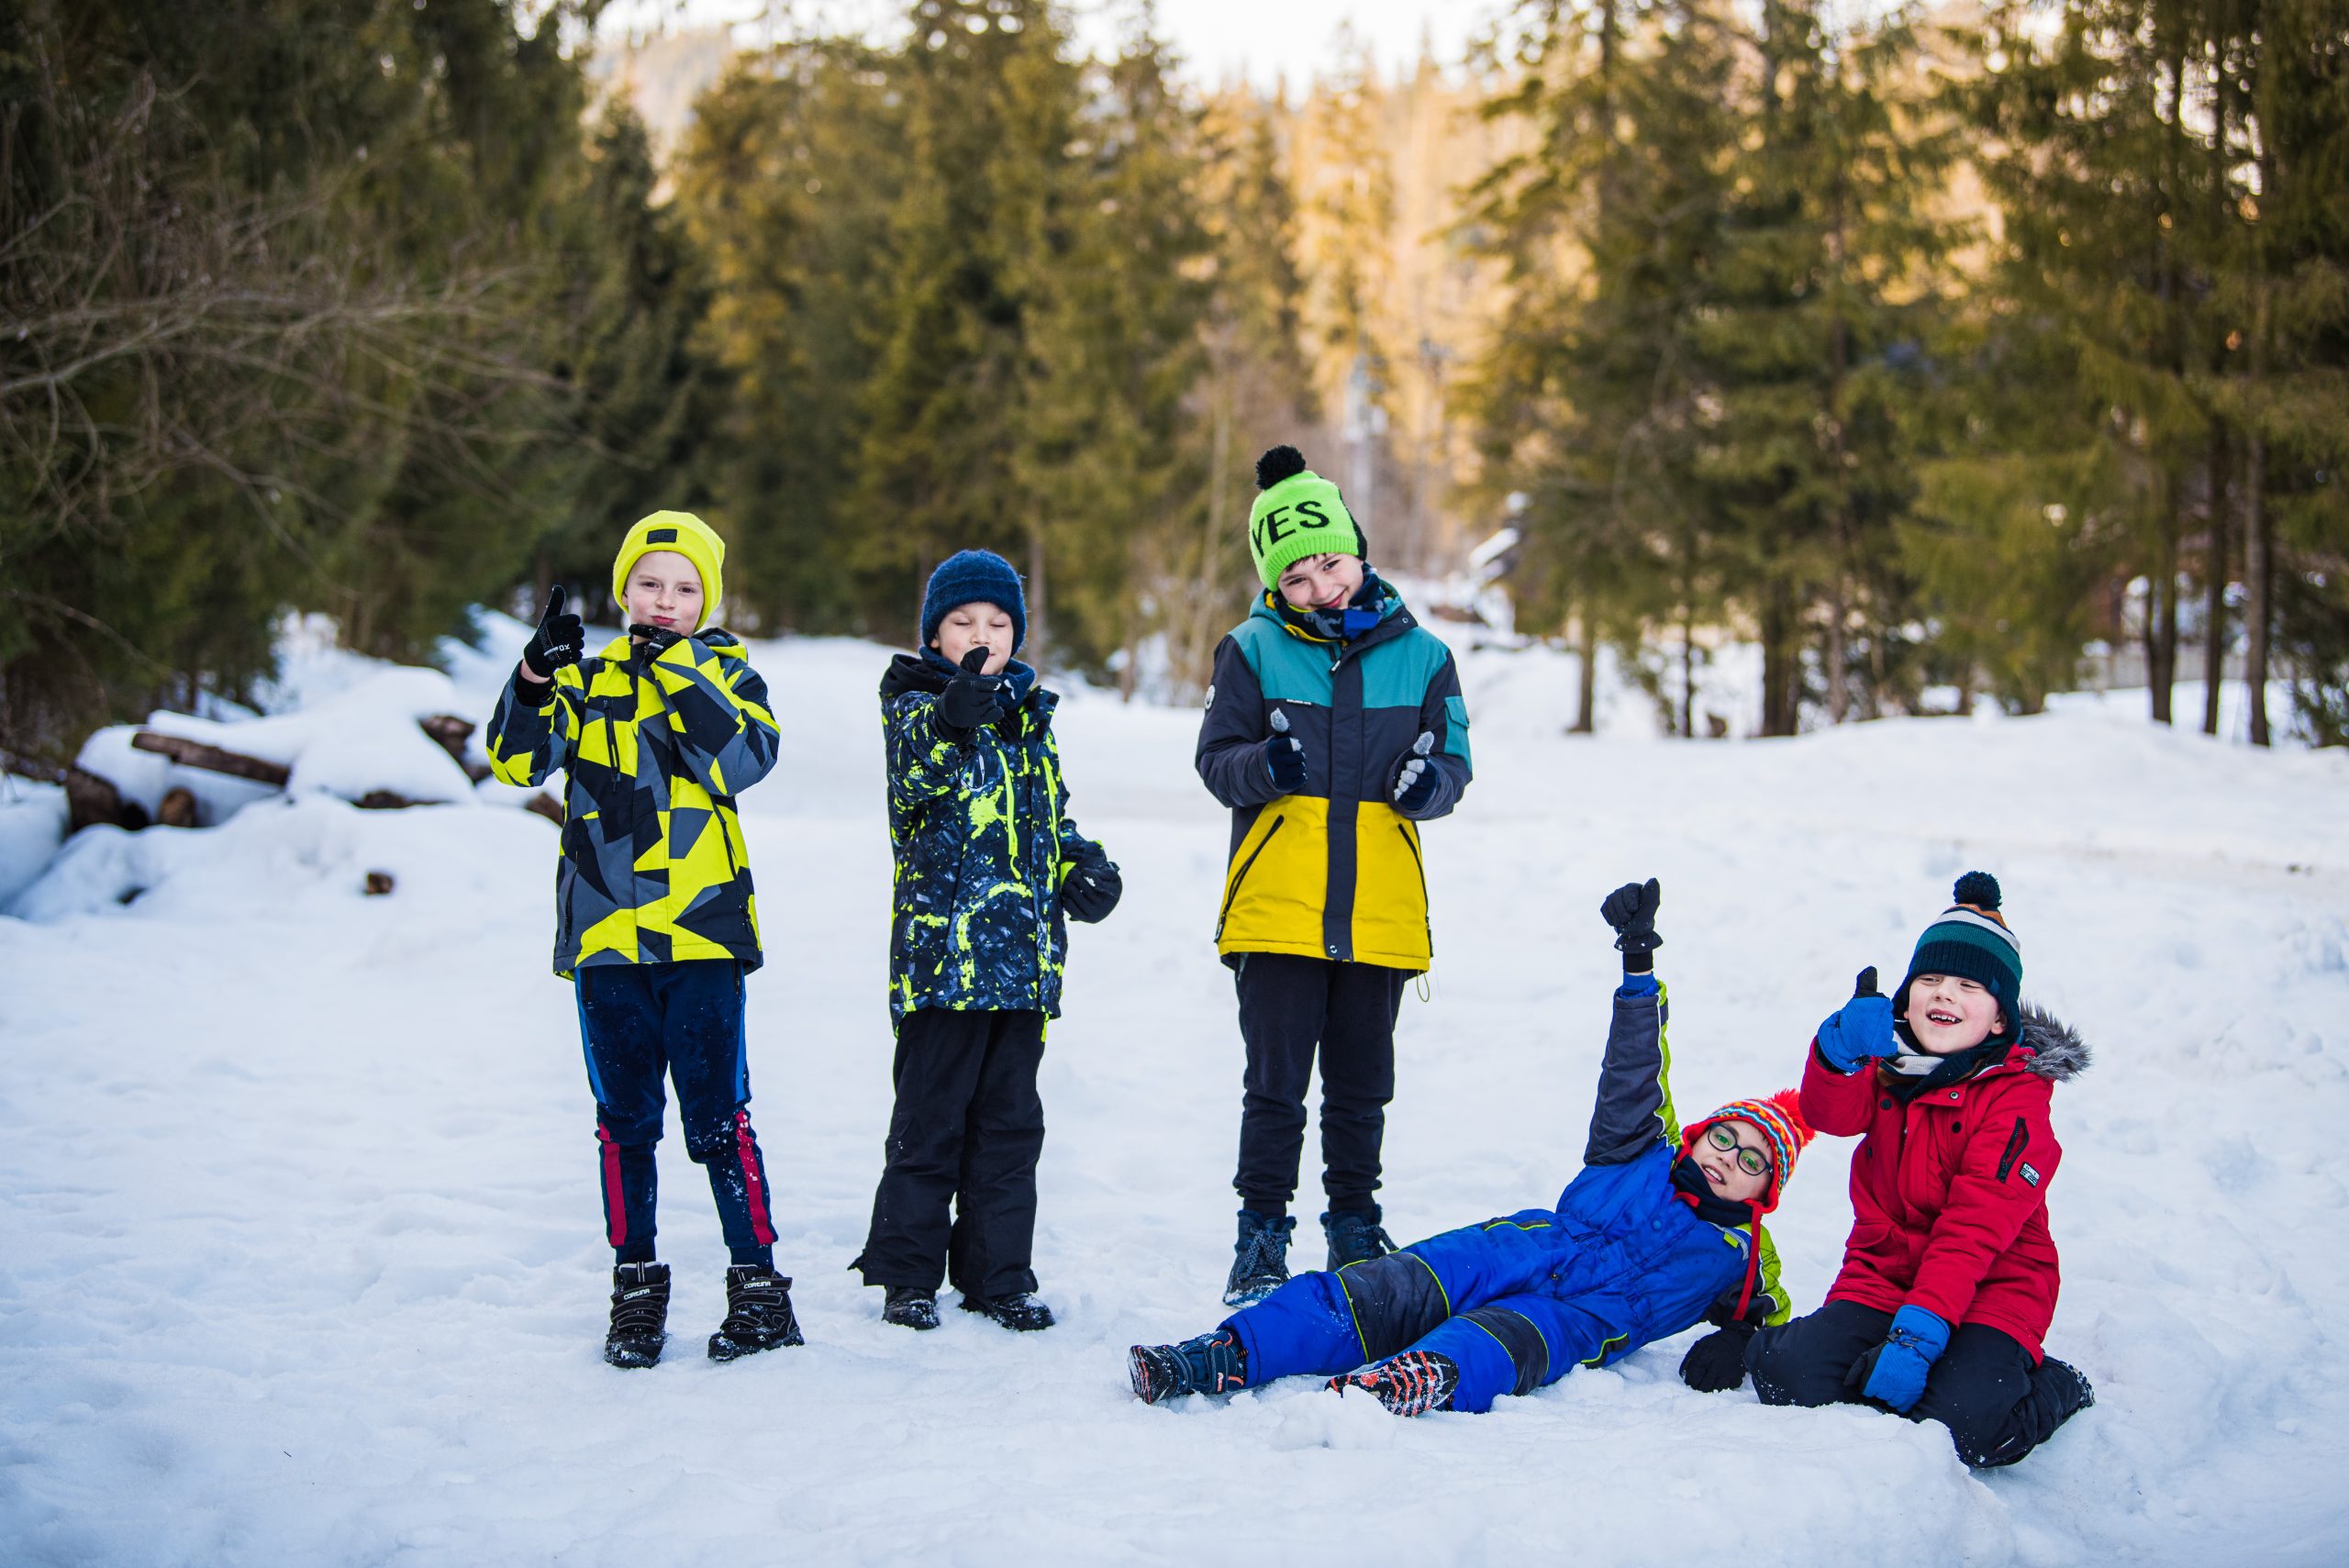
{"left": 64, "top": 669, "right": 546, "bottom": 832}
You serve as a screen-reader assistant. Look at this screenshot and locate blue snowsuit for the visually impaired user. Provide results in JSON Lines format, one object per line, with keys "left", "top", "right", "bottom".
{"left": 1223, "top": 974, "right": 1790, "bottom": 1413}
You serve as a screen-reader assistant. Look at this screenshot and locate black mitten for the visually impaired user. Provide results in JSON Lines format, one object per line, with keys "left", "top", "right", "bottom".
{"left": 520, "top": 585, "right": 584, "bottom": 683}
{"left": 939, "top": 646, "right": 1006, "bottom": 732}
{"left": 1599, "top": 877, "right": 1664, "bottom": 970}
{"left": 629, "top": 623, "right": 684, "bottom": 655}
{"left": 1678, "top": 1321, "right": 1757, "bottom": 1393}
{"left": 1062, "top": 858, "right": 1122, "bottom": 924}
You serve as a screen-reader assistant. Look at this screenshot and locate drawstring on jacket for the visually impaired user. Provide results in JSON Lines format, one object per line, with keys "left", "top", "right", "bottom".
{"left": 1733, "top": 1200, "right": 1764, "bottom": 1320}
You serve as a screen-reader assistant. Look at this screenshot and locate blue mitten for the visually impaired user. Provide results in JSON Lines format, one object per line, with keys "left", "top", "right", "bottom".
{"left": 1847, "top": 1305, "right": 1950, "bottom": 1414}
{"left": 1815, "top": 966, "right": 1897, "bottom": 1073}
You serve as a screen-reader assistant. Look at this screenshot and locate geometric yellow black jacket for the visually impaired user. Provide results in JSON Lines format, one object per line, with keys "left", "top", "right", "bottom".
{"left": 484, "top": 629, "right": 780, "bottom": 975}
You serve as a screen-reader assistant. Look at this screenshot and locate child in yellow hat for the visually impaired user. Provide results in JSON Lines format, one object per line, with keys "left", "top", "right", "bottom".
{"left": 484, "top": 511, "right": 796, "bottom": 1369}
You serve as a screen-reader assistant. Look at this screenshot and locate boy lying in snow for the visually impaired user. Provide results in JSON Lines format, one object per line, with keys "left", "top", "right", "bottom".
{"left": 1130, "top": 878, "right": 1809, "bottom": 1415}
{"left": 1742, "top": 873, "right": 2094, "bottom": 1467}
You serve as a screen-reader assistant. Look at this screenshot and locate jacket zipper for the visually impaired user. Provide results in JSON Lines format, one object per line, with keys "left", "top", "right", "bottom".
{"left": 1216, "top": 815, "right": 1286, "bottom": 940}
{"left": 1397, "top": 822, "right": 1431, "bottom": 943}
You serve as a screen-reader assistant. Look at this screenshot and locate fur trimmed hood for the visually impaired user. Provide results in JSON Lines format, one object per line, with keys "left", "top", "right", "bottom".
{"left": 2016, "top": 1005, "right": 2090, "bottom": 1082}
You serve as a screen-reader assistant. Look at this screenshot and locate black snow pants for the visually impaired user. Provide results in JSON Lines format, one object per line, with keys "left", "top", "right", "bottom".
{"left": 1746, "top": 1299, "right": 2085, "bottom": 1467}
{"left": 1232, "top": 952, "right": 1408, "bottom": 1218}
{"left": 852, "top": 1006, "right": 1046, "bottom": 1299}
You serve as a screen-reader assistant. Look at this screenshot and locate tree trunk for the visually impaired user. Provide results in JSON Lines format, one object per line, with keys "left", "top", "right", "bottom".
{"left": 1681, "top": 599, "right": 1697, "bottom": 741}
{"left": 1760, "top": 584, "right": 1799, "bottom": 738}
{"left": 2146, "top": 496, "right": 2179, "bottom": 724}
{"left": 1572, "top": 602, "right": 1598, "bottom": 735}
{"left": 2201, "top": 434, "right": 2230, "bottom": 736}
{"left": 2244, "top": 425, "right": 2272, "bottom": 746}
{"left": 1026, "top": 528, "right": 1049, "bottom": 672}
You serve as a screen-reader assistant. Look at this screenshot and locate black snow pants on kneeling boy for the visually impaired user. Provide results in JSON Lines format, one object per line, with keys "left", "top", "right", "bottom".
{"left": 1746, "top": 1299, "right": 2087, "bottom": 1467}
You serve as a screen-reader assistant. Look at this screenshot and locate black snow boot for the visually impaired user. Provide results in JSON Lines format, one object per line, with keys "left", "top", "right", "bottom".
{"left": 883, "top": 1285, "right": 941, "bottom": 1331}
{"left": 1330, "top": 1351, "right": 1459, "bottom": 1417}
{"left": 2035, "top": 1357, "right": 2097, "bottom": 1421}
{"left": 1130, "top": 1329, "right": 1250, "bottom": 1404}
{"left": 959, "top": 1291, "right": 1055, "bottom": 1332}
{"left": 707, "top": 1264, "right": 804, "bottom": 1362}
{"left": 604, "top": 1262, "right": 671, "bottom": 1370}
{"left": 1321, "top": 1208, "right": 1397, "bottom": 1271}
{"left": 1222, "top": 1209, "right": 1295, "bottom": 1307}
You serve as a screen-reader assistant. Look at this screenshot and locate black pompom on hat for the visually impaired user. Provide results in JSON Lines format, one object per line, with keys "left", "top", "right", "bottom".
{"left": 1255, "top": 444, "right": 1308, "bottom": 490}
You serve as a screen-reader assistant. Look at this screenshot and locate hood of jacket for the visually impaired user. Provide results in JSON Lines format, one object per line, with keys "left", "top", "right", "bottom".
{"left": 2016, "top": 1005, "right": 2090, "bottom": 1082}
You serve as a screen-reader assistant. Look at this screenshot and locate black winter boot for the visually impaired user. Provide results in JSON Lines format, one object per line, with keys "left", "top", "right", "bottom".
{"left": 1222, "top": 1209, "right": 1295, "bottom": 1307}
{"left": 883, "top": 1286, "right": 941, "bottom": 1331}
{"left": 959, "top": 1291, "right": 1055, "bottom": 1331}
{"left": 604, "top": 1262, "right": 671, "bottom": 1369}
{"left": 707, "top": 1264, "right": 804, "bottom": 1361}
{"left": 1130, "top": 1329, "right": 1249, "bottom": 1404}
{"left": 1330, "top": 1351, "right": 1459, "bottom": 1417}
{"left": 1321, "top": 1208, "right": 1396, "bottom": 1271}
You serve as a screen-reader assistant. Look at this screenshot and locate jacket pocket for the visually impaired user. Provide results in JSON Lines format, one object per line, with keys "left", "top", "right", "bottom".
{"left": 1216, "top": 815, "right": 1285, "bottom": 940}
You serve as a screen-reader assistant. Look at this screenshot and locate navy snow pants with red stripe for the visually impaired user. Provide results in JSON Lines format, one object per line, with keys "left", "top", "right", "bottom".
{"left": 575, "top": 960, "right": 776, "bottom": 1268}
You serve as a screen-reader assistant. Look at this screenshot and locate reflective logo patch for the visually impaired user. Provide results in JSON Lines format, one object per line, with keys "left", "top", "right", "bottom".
{"left": 1204, "top": 684, "right": 1215, "bottom": 709}
{"left": 2020, "top": 1162, "right": 2041, "bottom": 1187}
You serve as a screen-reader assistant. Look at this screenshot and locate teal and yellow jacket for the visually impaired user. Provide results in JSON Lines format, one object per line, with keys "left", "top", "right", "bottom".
{"left": 1194, "top": 576, "right": 1470, "bottom": 972}
{"left": 881, "top": 652, "right": 1101, "bottom": 1026}
{"left": 485, "top": 629, "right": 778, "bottom": 974}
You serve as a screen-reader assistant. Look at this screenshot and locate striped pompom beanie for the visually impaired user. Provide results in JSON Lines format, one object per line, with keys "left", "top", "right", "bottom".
{"left": 1898, "top": 872, "right": 2023, "bottom": 1047}
{"left": 1681, "top": 1089, "right": 1813, "bottom": 1215}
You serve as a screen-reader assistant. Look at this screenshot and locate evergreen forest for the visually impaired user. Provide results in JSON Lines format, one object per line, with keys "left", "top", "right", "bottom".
{"left": 4, "top": 0, "right": 2344, "bottom": 763}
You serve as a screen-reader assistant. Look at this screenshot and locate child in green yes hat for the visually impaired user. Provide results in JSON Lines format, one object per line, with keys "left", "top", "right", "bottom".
{"left": 1194, "top": 445, "right": 1475, "bottom": 1307}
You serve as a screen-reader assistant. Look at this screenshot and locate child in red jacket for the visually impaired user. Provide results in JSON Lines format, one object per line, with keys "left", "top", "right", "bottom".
{"left": 1739, "top": 873, "right": 2095, "bottom": 1467}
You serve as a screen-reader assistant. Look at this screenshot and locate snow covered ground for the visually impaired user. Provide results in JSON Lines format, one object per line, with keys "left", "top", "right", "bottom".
{"left": 5, "top": 615, "right": 2347, "bottom": 1566}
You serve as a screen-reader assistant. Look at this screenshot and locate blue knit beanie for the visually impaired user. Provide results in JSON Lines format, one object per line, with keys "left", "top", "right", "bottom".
{"left": 920, "top": 550, "right": 1027, "bottom": 653}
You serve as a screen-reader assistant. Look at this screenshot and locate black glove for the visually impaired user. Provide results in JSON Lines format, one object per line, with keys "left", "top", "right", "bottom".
{"left": 1061, "top": 848, "right": 1122, "bottom": 924}
{"left": 1390, "top": 730, "right": 1439, "bottom": 814}
{"left": 520, "top": 585, "right": 584, "bottom": 683}
{"left": 1599, "top": 877, "right": 1664, "bottom": 970}
{"left": 939, "top": 646, "right": 1007, "bottom": 732}
{"left": 1678, "top": 1320, "right": 1758, "bottom": 1393}
{"left": 629, "top": 622, "right": 685, "bottom": 655}
{"left": 1264, "top": 707, "right": 1308, "bottom": 793}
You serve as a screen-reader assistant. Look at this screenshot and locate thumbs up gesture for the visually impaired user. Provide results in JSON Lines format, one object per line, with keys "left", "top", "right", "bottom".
{"left": 1391, "top": 730, "right": 1440, "bottom": 814}
{"left": 1815, "top": 965, "right": 1898, "bottom": 1073}
{"left": 521, "top": 585, "right": 584, "bottom": 682}
{"left": 1264, "top": 706, "right": 1308, "bottom": 794}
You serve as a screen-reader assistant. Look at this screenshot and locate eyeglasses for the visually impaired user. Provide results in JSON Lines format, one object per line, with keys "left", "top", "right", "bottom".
{"left": 1707, "top": 1123, "right": 1771, "bottom": 1177}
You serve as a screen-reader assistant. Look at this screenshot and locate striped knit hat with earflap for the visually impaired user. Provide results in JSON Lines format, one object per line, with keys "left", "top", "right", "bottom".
{"left": 1680, "top": 1088, "right": 1814, "bottom": 1216}
{"left": 1897, "top": 872, "right": 2023, "bottom": 1048}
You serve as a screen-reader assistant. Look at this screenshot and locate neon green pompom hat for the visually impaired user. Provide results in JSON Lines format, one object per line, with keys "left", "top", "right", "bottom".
{"left": 611, "top": 510, "right": 726, "bottom": 631}
{"left": 1247, "top": 445, "right": 1366, "bottom": 588}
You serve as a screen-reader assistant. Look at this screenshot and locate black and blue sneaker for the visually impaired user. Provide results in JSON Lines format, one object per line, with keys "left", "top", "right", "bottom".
{"left": 1221, "top": 1209, "right": 1296, "bottom": 1307}
{"left": 1130, "top": 1329, "right": 1250, "bottom": 1404}
{"left": 1321, "top": 1209, "right": 1396, "bottom": 1271}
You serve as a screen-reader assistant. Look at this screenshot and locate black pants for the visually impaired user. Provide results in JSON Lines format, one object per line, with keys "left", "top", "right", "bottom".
{"left": 852, "top": 1007, "right": 1046, "bottom": 1298}
{"left": 1232, "top": 952, "right": 1408, "bottom": 1216}
{"left": 1747, "top": 1300, "right": 2083, "bottom": 1467}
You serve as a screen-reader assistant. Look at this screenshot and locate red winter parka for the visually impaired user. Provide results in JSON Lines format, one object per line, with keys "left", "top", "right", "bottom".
{"left": 1800, "top": 1009, "right": 2089, "bottom": 1361}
